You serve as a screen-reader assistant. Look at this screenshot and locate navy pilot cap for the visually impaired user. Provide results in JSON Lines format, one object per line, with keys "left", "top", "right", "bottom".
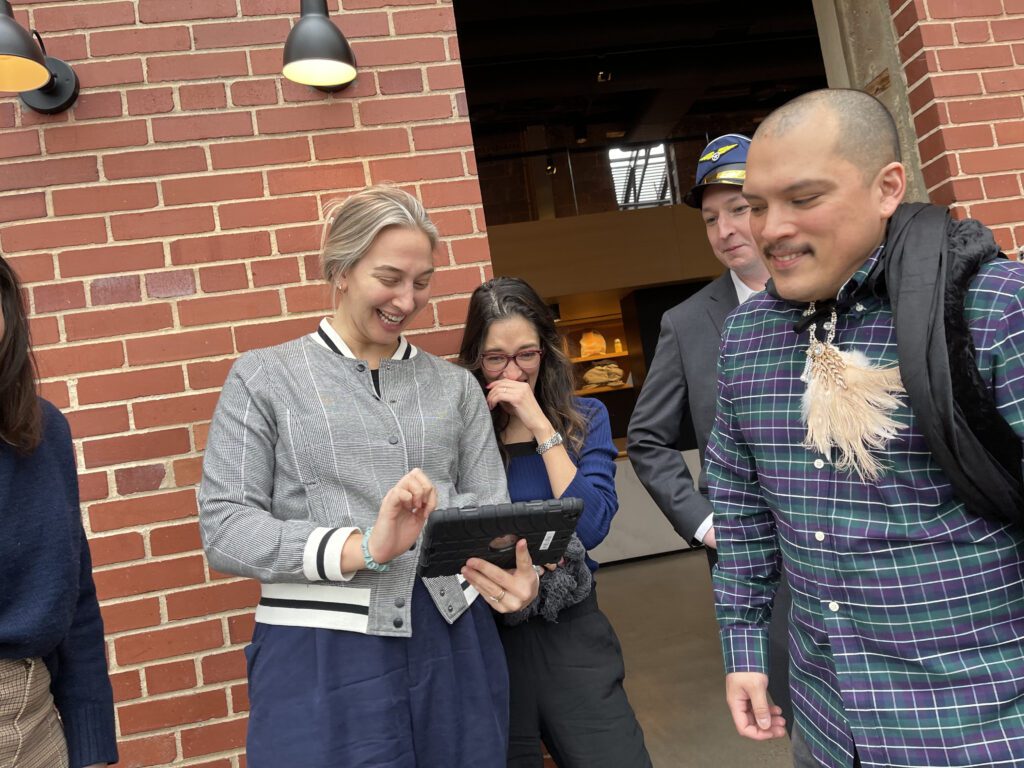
{"left": 683, "top": 133, "right": 751, "bottom": 208}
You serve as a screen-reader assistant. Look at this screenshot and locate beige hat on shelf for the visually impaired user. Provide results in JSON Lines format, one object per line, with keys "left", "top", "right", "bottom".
{"left": 579, "top": 330, "right": 607, "bottom": 357}
{"left": 582, "top": 362, "right": 625, "bottom": 388}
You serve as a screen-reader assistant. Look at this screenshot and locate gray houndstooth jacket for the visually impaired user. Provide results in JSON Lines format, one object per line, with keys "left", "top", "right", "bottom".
{"left": 198, "top": 330, "right": 509, "bottom": 638}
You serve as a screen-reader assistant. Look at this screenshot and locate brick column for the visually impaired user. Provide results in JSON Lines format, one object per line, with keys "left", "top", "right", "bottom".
{"left": 0, "top": 1, "right": 487, "bottom": 764}
{"left": 891, "top": 0, "right": 1024, "bottom": 252}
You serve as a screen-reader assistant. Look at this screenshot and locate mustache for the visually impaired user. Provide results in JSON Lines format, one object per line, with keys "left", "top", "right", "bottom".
{"left": 763, "top": 243, "right": 814, "bottom": 259}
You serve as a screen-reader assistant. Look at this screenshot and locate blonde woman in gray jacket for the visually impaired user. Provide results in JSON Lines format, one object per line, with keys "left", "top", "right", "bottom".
{"left": 199, "top": 186, "right": 540, "bottom": 768}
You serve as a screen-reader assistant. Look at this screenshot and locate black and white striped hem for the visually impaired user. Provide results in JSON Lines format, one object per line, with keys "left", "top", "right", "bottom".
{"left": 255, "top": 582, "right": 371, "bottom": 633}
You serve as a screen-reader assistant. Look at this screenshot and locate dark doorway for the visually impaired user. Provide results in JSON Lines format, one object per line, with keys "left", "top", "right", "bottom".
{"left": 451, "top": 0, "right": 829, "bottom": 446}
{"left": 453, "top": 0, "right": 828, "bottom": 226}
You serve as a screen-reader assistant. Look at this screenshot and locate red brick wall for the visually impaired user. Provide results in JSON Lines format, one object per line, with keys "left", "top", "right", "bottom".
{"left": 891, "top": 0, "right": 1024, "bottom": 253}
{"left": 0, "top": 2, "right": 487, "bottom": 765}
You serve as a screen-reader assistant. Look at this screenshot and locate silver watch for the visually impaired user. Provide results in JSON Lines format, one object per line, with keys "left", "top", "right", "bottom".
{"left": 536, "top": 431, "right": 564, "bottom": 455}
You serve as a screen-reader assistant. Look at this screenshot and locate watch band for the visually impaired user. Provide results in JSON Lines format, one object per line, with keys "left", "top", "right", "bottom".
{"left": 536, "top": 431, "right": 564, "bottom": 455}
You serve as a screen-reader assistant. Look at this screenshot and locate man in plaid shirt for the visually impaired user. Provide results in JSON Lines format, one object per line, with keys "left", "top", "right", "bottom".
{"left": 709, "top": 87, "right": 1024, "bottom": 768}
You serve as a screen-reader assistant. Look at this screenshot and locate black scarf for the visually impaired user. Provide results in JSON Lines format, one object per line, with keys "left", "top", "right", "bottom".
{"left": 883, "top": 202, "right": 1023, "bottom": 526}
{"left": 768, "top": 202, "right": 1023, "bottom": 526}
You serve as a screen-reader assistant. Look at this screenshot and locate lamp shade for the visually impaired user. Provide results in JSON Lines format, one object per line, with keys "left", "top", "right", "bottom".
{"left": 0, "top": 0, "right": 50, "bottom": 92}
{"left": 282, "top": 0, "right": 357, "bottom": 91}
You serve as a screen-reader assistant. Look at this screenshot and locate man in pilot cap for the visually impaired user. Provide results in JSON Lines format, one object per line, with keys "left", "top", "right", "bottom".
{"left": 628, "top": 133, "right": 793, "bottom": 734}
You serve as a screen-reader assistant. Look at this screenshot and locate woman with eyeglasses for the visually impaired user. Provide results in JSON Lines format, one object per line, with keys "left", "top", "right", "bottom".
{"left": 458, "top": 277, "right": 651, "bottom": 768}
{"left": 0, "top": 255, "right": 117, "bottom": 768}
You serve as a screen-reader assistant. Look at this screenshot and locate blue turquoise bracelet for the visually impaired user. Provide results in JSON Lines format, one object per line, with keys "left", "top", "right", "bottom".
{"left": 361, "top": 526, "right": 390, "bottom": 572}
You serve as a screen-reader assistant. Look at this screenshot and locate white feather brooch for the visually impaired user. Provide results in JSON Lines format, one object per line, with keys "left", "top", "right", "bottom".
{"left": 800, "top": 304, "right": 906, "bottom": 480}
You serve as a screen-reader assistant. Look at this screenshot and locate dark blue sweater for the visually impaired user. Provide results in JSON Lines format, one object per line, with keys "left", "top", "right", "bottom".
{"left": 0, "top": 400, "right": 118, "bottom": 767}
{"left": 505, "top": 398, "right": 618, "bottom": 572}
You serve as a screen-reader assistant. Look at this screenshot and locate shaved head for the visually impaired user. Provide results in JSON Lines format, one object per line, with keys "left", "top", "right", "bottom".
{"left": 742, "top": 87, "right": 908, "bottom": 302}
{"left": 755, "top": 88, "right": 901, "bottom": 182}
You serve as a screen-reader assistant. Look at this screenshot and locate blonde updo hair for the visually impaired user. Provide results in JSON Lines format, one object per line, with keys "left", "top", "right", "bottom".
{"left": 320, "top": 185, "right": 439, "bottom": 286}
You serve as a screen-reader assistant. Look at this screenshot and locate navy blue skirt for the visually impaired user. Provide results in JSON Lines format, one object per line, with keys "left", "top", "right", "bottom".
{"left": 245, "top": 579, "right": 509, "bottom": 767}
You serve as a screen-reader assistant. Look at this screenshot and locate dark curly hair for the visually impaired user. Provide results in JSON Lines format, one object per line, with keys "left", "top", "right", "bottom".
{"left": 457, "top": 276, "right": 586, "bottom": 461}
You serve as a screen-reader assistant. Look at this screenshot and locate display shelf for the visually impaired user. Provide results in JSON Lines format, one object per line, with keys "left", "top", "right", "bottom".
{"left": 557, "top": 314, "right": 628, "bottom": 359}
{"left": 558, "top": 312, "right": 632, "bottom": 395}
{"left": 575, "top": 383, "right": 634, "bottom": 396}
{"left": 555, "top": 312, "right": 622, "bottom": 328}
{"left": 569, "top": 350, "right": 629, "bottom": 363}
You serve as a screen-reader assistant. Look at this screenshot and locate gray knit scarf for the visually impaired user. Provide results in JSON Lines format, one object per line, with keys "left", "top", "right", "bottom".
{"left": 502, "top": 533, "right": 592, "bottom": 625}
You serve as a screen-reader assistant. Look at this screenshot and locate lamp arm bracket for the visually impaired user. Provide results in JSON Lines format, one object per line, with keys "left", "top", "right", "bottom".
{"left": 31, "top": 28, "right": 46, "bottom": 56}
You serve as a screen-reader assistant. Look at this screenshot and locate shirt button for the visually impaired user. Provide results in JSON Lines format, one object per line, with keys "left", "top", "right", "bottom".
{"left": 855, "top": 303, "right": 865, "bottom": 312}
{"left": 393, "top": 617, "right": 404, "bottom": 628}
{"left": 814, "top": 531, "right": 825, "bottom": 542}
{"left": 356, "top": 363, "right": 366, "bottom": 372}
{"left": 828, "top": 601, "right": 840, "bottom": 613}
{"left": 388, "top": 435, "right": 399, "bottom": 445}
{"left": 394, "top": 597, "right": 405, "bottom": 608}
{"left": 813, "top": 458, "right": 825, "bottom": 469}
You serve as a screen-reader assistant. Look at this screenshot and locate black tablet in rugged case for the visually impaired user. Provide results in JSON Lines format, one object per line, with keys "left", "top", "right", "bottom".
{"left": 416, "top": 497, "right": 584, "bottom": 578}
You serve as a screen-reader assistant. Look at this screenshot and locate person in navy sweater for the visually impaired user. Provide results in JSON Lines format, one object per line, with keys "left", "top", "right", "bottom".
{"left": 458, "top": 277, "right": 651, "bottom": 768}
{"left": 0, "top": 255, "right": 117, "bottom": 768}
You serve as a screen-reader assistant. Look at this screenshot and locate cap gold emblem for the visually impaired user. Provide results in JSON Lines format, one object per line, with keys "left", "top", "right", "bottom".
{"left": 699, "top": 142, "right": 739, "bottom": 163}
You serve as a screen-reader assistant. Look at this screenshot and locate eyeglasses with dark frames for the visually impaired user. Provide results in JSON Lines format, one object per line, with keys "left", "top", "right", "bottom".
{"left": 478, "top": 348, "right": 544, "bottom": 373}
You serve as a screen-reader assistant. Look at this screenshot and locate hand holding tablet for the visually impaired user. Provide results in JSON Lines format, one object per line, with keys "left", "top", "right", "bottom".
{"left": 417, "top": 497, "right": 583, "bottom": 577}
{"left": 461, "top": 538, "right": 540, "bottom": 614}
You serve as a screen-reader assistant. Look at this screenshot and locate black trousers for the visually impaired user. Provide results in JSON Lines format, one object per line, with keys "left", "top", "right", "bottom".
{"left": 707, "top": 547, "right": 794, "bottom": 734}
{"left": 496, "top": 587, "right": 652, "bottom": 768}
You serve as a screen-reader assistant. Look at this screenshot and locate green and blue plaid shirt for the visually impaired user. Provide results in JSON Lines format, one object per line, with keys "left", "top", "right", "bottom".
{"left": 709, "top": 246, "right": 1024, "bottom": 768}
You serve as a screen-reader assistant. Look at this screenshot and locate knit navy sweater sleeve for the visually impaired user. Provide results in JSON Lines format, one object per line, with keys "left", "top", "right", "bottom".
{"left": 505, "top": 397, "right": 619, "bottom": 570}
{"left": 0, "top": 399, "right": 118, "bottom": 768}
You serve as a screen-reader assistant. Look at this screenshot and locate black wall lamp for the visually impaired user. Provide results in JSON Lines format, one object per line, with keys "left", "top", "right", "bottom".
{"left": 0, "top": 0, "right": 79, "bottom": 114}
{"left": 282, "top": 0, "right": 357, "bottom": 92}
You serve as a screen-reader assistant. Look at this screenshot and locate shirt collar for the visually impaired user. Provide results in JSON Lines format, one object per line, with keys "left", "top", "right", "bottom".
{"left": 837, "top": 245, "right": 885, "bottom": 303}
{"left": 311, "top": 317, "right": 416, "bottom": 360}
{"left": 730, "top": 270, "right": 760, "bottom": 304}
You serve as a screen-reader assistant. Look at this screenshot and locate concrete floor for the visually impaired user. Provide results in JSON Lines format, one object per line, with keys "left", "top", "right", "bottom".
{"left": 596, "top": 550, "right": 792, "bottom": 768}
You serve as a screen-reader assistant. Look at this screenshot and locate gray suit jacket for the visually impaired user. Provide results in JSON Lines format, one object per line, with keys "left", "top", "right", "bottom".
{"left": 627, "top": 272, "right": 793, "bottom": 728}
{"left": 627, "top": 271, "right": 738, "bottom": 541}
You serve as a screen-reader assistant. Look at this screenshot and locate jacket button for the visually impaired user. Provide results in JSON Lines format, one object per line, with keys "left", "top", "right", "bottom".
{"left": 395, "top": 597, "right": 405, "bottom": 608}
{"left": 813, "top": 458, "right": 825, "bottom": 469}
{"left": 446, "top": 604, "right": 454, "bottom": 614}
{"left": 439, "top": 588, "right": 446, "bottom": 596}
{"left": 393, "top": 617, "right": 404, "bottom": 628}
{"left": 389, "top": 435, "right": 399, "bottom": 445}
{"left": 356, "top": 363, "right": 366, "bottom": 372}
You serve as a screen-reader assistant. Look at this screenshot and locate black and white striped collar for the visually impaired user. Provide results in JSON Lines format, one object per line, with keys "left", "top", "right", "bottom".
{"left": 310, "top": 318, "right": 416, "bottom": 360}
